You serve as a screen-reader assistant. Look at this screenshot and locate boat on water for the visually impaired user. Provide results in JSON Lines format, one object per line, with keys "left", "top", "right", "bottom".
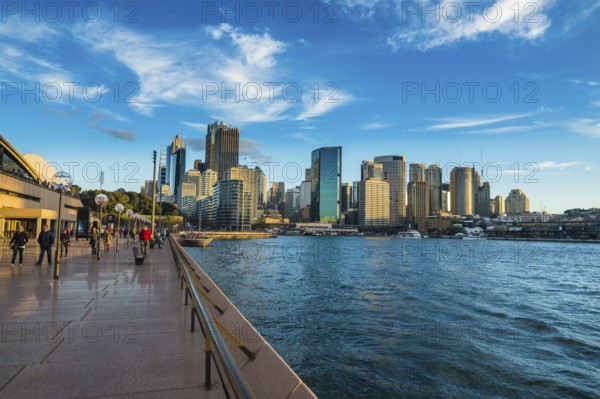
{"left": 396, "top": 230, "right": 422, "bottom": 239}
{"left": 463, "top": 235, "right": 487, "bottom": 240}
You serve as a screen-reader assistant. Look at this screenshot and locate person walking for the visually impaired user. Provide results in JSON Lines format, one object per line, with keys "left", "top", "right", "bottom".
{"left": 9, "top": 226, "right": 29, "bottom": 268}
{"left": 35, "top": 225, "right": 54, "bottom": 266}
{"left": 103, "top": 228, "right": 112, "bottom": 252}
{"left": 139, "top": 225, "right": 151, "bottom": 256}
{"left": 89, "top": 226, "right": 100, "bottom": 256}
{"left": 60, "top": 228, "right": 70, "bottom": 257}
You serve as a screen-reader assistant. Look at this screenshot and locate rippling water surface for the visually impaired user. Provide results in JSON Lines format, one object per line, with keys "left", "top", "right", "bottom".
{"left": 185, "top": 237, "right": 600, "bottom": 398}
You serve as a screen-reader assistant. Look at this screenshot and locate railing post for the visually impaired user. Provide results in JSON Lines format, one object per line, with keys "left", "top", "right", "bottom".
{"left": 185, "top": 288, "right": 189, "bottom": 305}
{"left": 191, "top": 306, "right": 195, "bottom": 332}
{"left": 205, "top": 328, "right": 212, "bottom": 389}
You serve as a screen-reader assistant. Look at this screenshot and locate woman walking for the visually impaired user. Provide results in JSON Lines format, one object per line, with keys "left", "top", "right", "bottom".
{"left": 60, "top": 228, "right": 70, "bottom": 257}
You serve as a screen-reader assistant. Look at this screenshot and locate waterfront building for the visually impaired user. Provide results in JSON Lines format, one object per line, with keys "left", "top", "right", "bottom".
{"left": 341, "top": 183, "right": 352, "bottom": 212}
{"left": 450, "top": 167, "right": 474, "bottom": 216}
{"left": 224, "top": 166, "right": 259, "bottom": 223}
{"left": 407, "top": 180, "right": 430, "bottom": 225}
{"left": 311, "top": 146, "right": 342, "bottom": 224}
{"left": 494, "top": 195, "right": 505, "bottom": 215}
{"left": 475, "top": 182, "right": 492, "bottom": 217}
{"left": 0, "top": 135, "right": 83, "bottom": 238}
{"left": 213, "top": 180, "right": 251, "bottom": 230}
{"left": 268, "top": 182, "right": 285, "bottom": 210}
{"left": 284, "top": 187, "right": 300, "bottom": 218}
{"left": 358, "top": 179, "right": 390, "bottom": 225}
{"left": 183, "top": 169, "right": 202, "bottom": 197}
{"left": 425, "top": 164, "right": 442, "bottom": 214}
{"left": 505, "top": 189, "right": 530, "bottom": 214}
{"left": 374, "top": 155, "right": 406, "bottom": 225}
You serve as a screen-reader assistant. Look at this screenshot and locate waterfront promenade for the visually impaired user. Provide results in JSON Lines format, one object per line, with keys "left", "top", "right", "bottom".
{"left": 0, "top": 239, "right": 225, "bottom": 398}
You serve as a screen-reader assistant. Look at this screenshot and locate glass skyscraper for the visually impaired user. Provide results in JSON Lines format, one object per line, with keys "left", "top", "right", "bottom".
{"left": 311, "top": 146, "right": 342, "bottom": 223}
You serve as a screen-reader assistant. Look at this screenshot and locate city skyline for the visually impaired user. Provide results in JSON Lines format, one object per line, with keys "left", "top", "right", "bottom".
{"left": 2, "top": 1, "right": 600, "bottom": 213}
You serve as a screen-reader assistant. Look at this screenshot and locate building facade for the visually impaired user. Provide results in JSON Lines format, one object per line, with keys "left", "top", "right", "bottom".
{"left": 311, "top": 147, "right": 342, "bottom": 224}
{"left": 374, "top": 155, "right": 406, "bottom": 225}
{"left": 358, "top": 179, "right": 390, "bottom": 225}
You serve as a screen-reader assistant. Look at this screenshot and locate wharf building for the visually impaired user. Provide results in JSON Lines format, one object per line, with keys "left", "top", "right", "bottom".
{"left": 0, "top": 135, "right": 83, "bottom": 238}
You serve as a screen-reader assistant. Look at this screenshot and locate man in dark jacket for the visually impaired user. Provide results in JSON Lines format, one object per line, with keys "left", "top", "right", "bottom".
{"left": 9, "top": 226, "right": 29, "bottom": 268}
{"left": 35, "top": 225, "right": 54, "bottom": 266}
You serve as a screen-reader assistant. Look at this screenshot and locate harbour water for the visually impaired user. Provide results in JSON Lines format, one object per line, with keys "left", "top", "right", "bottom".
{"left": 185, "top": 237, "right": 600, "bottom": 398}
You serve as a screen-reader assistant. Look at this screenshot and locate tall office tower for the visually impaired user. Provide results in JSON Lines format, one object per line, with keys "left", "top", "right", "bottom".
{"left": 494, "top": 195, "right": 505, "bottom": 215}
{"left": 359, "top": 179, "right": 389, "bottom": 225}
{"left": 505, "top": 189, "right": 530, "bottom": 214}
{"left": 442, "top": 189, "right": 451, "bottom": 213}
{"left": 352, "top": 181, "right": 360, "bottom": 209}
{"left": 305, "top": 168, "right": 311, "bottom": 182}
{"left": 256, "top": 167, "right": 267, "bottom": 209}
{"left": 159, "top": 165, "right": 167, "bottom": 187}
{"left": 374, "top": 155, "right": 406, "bottom": 225}
{"left": 341, "top": 183, "right": 352, "bottom": 212}
{"left": 284, "top": 187, "right": 300, "bottom": 218}
{"left": 407, "top": 181, "right": 430, "bottom": 225}
{"left": 299, "top": 180, "right": 311, "bottom": 209}
{"left": 450, "top": 167, "right": 474, "bottom": 216}
{"left": 206, "top": 121, "right": 239, "bottom": 178}
{"left": 361, "top": 160, "right": 383, "bottom": 181}
{"left": 183, "top": 169, "right": 202, "bottom": 197}
{"left": 268, "top": 182, "right": 285, "bottom": 210}
{"left": 213, "top": 180, "right": 251, "bottom": 231}
{"left": 201, "top": 169, "right": 218, "bottom": 197}
{"left": 425, "top": 164, "right": 442, "bottom": 214}
{"left": 409, "top": 163, "right": 425, "bottom": 182}
{"left": 224, "top": 166, "right": 259, "bottom": 223}
{"left": 311, "top": 146, "right": 342, "bottom": 223}
{"left": 474, "top": 182, "right": 491, "bottom": 217}
{"left": 166, "top": 133, "right": 186, "bottom": 207}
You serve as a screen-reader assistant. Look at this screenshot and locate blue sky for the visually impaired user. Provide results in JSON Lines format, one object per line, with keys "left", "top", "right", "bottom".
{"left": 1, "top": 0, "right": 599, "bottom": 213}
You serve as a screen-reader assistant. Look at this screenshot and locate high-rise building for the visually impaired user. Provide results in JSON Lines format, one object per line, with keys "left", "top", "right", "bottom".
{"left": 407, "top": 181, "right": 430, "bottom": 225}
{"left": 205, "top": 121, "right": 239, "bottom": 179}
{"left": 409, "top": 163, "right": 425, "bottom": 182}
{"left": 224, "top": 166, "right": 259, "bottom": 223}
{"left": 256, "top": 167, "right": 267, "bottom": 209}
{"left": 505, "top": 189, "right": 530, "bottom": 214}
{"left": 284, "top": 187, "right": 300, "bottom": 218}
{"left": 361, "top": 160, "right": 383, "bottom": 181}
{"left": 493, "top": 195, "right": 505, "bottom": 215}
{"left": 311, "top": 146, "right": 342, "bottom": 224}
{"left": 425, "top": 164, "right": 442, "bottom": 214}
{"left": 359, "top": 179, "right": 389, "bottom": 225}
{"left": 352, "top": 181, "right": 360, "bottom": 209}
{"left": 442, "top": 189, "right": 451, "bottom": 213}
{"left": 450, "top": 167, "right": 473, "bottom": 216}
{"left": 268, "top": 182, "right": 285, "bottom": 210}
{"left": 213, "top": 180, "right": 251, "bottom": 230}
{"left": 474, "top": 182, "right": 491, "bottom": 217}
{"left": 299, "top": 180, "right": 311, "bottom": 210}
{"left": 374, "top": 155, "right": 406, "bottom": 225}
{"left": 193, "top": 159, "right": 207, "bottom": 173}
{"left": 183, "top": 169, "right": 202, "bottom": 197}
{"left": 166, "top": 133, "right": 186, "bottom": 208}
{"left": 341, "top": 183, "right": 352, "bottom": 212}
{"left": 201, "top": 169, "right": 218, "bottom": 197}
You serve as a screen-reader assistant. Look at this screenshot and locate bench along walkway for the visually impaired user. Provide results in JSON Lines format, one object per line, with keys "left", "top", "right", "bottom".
{"left": 0, "top": 239, "right": 225, "bottom": 398}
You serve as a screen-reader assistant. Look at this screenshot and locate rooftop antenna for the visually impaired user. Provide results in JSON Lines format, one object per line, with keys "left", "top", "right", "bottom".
{"left": 480, "top": 149, "right": 484, "bottom": 176}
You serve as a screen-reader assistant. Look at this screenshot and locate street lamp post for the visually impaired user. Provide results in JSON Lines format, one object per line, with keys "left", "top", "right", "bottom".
{"left": 115, "top": 204, "right": 124, "bottom": 252}
{"left": 126, "top": 209, "right": 133, "bottom": 247}
{"left": 53, "top": 183, "right": 64, "bottom": 280}
{"left": 95, "top": 194, "right": 108, "bottom": 260}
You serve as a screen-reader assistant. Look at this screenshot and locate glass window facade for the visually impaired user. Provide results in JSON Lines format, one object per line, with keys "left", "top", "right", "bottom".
{"left": 311, "top": 147, "right": 341, "bottom": 223}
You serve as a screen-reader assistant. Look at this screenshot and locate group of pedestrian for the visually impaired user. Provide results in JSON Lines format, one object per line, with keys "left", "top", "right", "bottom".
{"left": 8, "top": 223, "right": 159, "bottom": 269}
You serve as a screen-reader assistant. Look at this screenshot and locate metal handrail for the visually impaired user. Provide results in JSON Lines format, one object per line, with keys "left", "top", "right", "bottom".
{"left": 169, "top": 235, "right": 254, "bottom": 399}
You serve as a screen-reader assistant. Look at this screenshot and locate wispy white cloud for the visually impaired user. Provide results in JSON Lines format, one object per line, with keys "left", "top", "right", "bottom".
{"left": 291, "top": 133, "right": 318, "bottom": 144}
{"left": 567, "top": 79, "right": 600, "bottom": 87}
{"left": 538, "top": 161, "right": 579, "bottom": 169}
{"left": 73, "top": 22, "right": 347, "bottom": 122}
{"left": 240, "top": 138, "right": 271, "bottom": 163}
{"left": 361, "top": 122, "right": 391, "bottom": 130}
{"left": 567, "top": 118, "right": 600, "bottom": 138}
{"left": 182, "top": 121, "right": 207, "bottom": 131}
{"left": 426, "top": 112, "right": 535, "bottom": 131}
{"left": 387, "top": 0, "right": 553, "bottom": 51}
